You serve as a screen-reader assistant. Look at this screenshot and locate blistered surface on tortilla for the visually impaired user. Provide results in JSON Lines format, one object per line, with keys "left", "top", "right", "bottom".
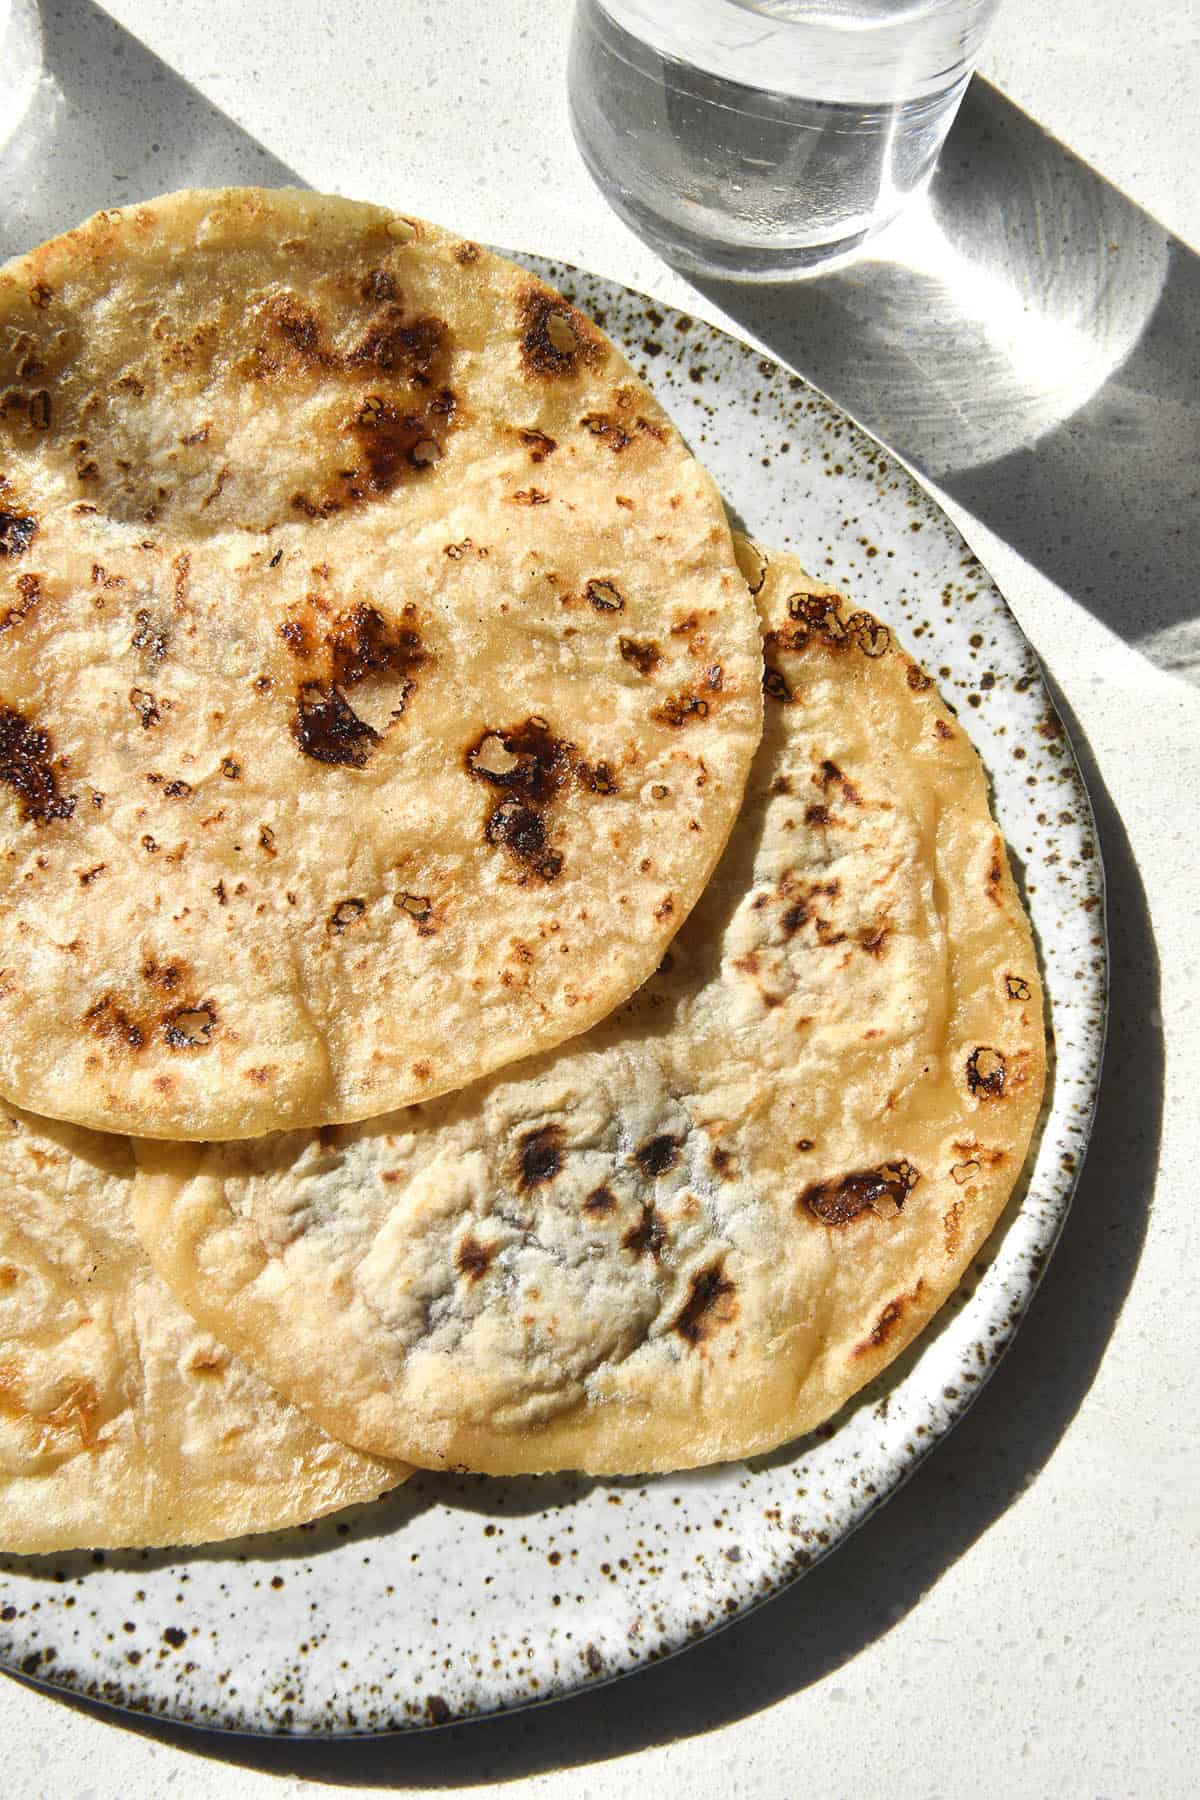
{"left": 0, "top": 1104, "right": 401, "bottom": 1554}
{"left": 0, "top": 188, "right": 760, "bottom": 1137}
{"left": 132, "top": 542, "right": 1046, "bottom": 1475}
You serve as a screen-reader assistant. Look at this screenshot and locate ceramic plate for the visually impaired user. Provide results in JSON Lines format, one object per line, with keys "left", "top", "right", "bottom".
{"left": 0, "top": 259, "right": 1107, "bottom": 1735}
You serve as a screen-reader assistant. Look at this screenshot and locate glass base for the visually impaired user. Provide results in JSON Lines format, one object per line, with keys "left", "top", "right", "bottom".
{"left": 573, "top": 134, "right": 919, "bottom": 282}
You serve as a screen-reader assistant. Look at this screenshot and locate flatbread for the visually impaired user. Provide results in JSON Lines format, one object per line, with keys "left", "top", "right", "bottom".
{"left": 131, "top": 543, "right": 1046, "bottom": 1475}
{"left": 0, "top": 188, "right": 761, "bottom": 1138}
{"left": 0, "top": 1105, "right": 403, "bottom": 1553}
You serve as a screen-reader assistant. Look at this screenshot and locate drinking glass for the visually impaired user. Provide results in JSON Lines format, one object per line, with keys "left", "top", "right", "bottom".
{"left": 568, "top": 0, "right": 1002, "bottom": 278}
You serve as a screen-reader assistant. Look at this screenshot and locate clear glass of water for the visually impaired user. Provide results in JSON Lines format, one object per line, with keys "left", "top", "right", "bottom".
{"left": 568, "top": 0, "right": 1002, "bottom": 279}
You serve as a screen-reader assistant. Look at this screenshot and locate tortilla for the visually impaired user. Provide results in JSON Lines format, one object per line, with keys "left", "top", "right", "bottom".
{"left": 0, "top": 1104, "right": 403, "bottom": 1554}
{"left": 0, "top": 188, "right": 761, "bottom": 1139}
{"left": 131, "top": 542, "right": 1046, "bottom": 1475}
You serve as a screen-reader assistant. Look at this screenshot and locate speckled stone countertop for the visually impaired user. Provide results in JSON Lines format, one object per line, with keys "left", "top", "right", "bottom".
{"left": 1, "top": 0, "right": 1196, "bottom": 1794}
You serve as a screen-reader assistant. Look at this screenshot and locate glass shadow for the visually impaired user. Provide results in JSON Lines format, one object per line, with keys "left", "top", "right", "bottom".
{"left": 683, "top": 79, "right": 1199, "bottom": 683}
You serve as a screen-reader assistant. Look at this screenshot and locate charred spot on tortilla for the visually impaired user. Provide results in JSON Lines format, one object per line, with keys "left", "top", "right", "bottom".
{"left": 0, "top": 707, "right": 77, "bottom": 825}
{"left": 800, "top": 1162, "right": 920, "bottom": 1227}
{"left": 516, "top": 1124, "right": 565, "bottom": 1190}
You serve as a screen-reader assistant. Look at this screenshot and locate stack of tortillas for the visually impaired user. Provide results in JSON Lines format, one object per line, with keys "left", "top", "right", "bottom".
{"left": 0, "top": 190, "right": 1044, "bottom": 1551}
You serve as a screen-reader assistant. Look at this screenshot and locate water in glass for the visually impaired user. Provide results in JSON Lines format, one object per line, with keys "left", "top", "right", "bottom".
{"left": 569, "top": 0, "right": 1002, "bottom": 277}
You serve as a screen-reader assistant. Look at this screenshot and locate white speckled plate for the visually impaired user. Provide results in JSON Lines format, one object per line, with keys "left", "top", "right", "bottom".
{"left": 0, "top": 259, "right": 1106, "bottom": 1735}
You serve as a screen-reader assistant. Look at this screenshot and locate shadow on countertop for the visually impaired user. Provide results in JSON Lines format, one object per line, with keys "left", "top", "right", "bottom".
{"left": 0, "top": 0, "right": 300, "bottom": 257}
{"left": 1, "top": 1, "right": 1165, "bottom": 1783}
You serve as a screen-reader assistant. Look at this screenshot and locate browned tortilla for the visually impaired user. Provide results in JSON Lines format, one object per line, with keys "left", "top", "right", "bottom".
{"left": 0, "top": 188, "right": 761, "bottom": 1138}
{"left": 0, "top": 1104, "right": 403, "bottom": 1553}
{"left": 132, "top": 543, "right": 1046, "bottom": 1475}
